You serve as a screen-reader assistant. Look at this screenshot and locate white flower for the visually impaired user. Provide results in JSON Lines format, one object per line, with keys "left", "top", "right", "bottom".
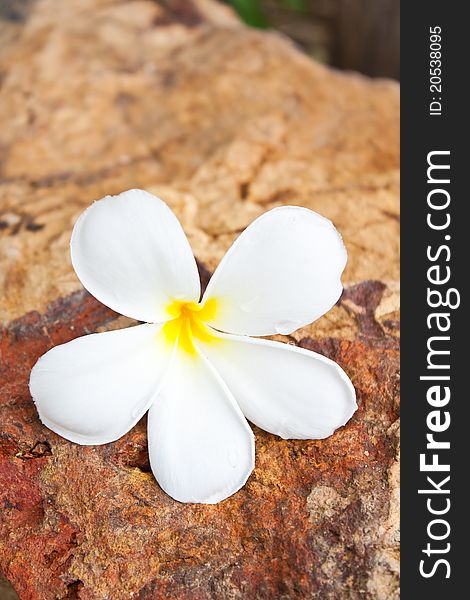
{"left": 29, "top": 189, "right": 357, "bottom": 504}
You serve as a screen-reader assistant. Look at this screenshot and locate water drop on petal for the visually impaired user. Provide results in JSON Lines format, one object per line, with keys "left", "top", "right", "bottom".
{"left": 239, "top": 296, "right": 259, "bottom": 313}
{"left": 273, "top": 320, "right": 302, "bottom": 335}
{"left": 228, "top": 448, "right": 239, "bottom": 469}
{"left": 131, "top": 397, "right": 151, "bottom": 419}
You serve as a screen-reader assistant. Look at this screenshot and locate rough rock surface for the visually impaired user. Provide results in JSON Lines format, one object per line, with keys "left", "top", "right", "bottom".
{"left": 0, "top": 1, "right": 399, "bottom": 598}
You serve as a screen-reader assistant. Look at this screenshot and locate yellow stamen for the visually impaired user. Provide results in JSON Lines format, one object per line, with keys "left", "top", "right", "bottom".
{"left": 162, "top": 298, "right": 220, "bottom": 356}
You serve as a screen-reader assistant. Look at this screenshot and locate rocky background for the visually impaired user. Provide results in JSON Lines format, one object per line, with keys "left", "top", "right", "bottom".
{"left": 0, "top": 1, "right": 399, "bottom": 598}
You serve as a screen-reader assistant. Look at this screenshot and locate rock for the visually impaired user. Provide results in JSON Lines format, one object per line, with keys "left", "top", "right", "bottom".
{"left": 0, "top": 0, "right": 399, "bottom": 325}
{"left": 0, "top": 1, "right": 399, "bottom": 598}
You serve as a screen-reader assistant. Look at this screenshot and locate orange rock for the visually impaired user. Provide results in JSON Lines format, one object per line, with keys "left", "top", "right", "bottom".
{"left": 0, "top": 283, "right": 399, "bottom": 599}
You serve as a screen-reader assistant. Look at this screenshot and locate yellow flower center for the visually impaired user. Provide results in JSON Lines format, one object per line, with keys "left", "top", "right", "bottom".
{"left": 162, "top": 298, "right": 219, "bottom": 355}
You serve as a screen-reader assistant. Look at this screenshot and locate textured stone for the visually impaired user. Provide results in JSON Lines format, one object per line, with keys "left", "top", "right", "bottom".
{"left": 0, "top": 1, "right": 399, "bottom": 598}
{"left": 1, "top": 283, "right": 399, "bottom": 600}
{"left": 0, "top": 0, "right": 398, "bottom": 325}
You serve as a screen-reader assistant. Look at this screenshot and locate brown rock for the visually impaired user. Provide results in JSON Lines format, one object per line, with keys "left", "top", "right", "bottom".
{"left": 0, "top": 0, "right": 398, "bottom": 324}
{"left": 1, "top": 284, "right": 399, "bottom": 600}
{"left": 0, "top": 1, "right": 399, "bottom": 598}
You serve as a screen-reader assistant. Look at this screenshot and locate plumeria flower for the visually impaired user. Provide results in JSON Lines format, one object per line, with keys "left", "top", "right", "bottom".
{"left": 29, "top": 189, "right": 357, "bottom": 504}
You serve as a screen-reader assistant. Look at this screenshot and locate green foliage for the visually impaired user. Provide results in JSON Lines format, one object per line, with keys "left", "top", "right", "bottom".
{"left": 228, "top": 0, "right": 306, "bottom": 29}
{"left": 229, "top": 0, "right": 268, "bottom": 28}
{"left": 281, "top": 0, "right": 305, "bottom": 12}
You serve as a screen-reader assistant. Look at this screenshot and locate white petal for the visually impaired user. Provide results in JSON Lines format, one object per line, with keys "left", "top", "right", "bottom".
{"left": 71, "top": 189, "right": 200, "bottom": 322}
{"left": 147, "top": 350, "right": 255, "bottom": 504}
{"left": 198, "top": 333, "right": 357, "bottom": 440}
{"left": 202, "top": 206, "right": 347, "bottom": 336}
{"left": 30, "top": 324, "right": 169, "bottom": 445}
